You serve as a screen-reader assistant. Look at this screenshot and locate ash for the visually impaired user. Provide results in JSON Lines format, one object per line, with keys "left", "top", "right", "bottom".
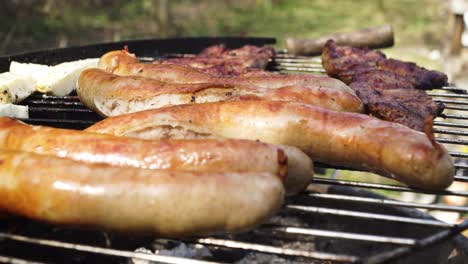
{"left": 130, "top": 242, "right": 212, "bottom": 264}
{"left": 157, "top": 243, "right": 212, "bottom": 259}
{"left": 235, "top": 253, "right": 301, "bottom": 264}
{"left": 129, "top": 214, "right": 319, "bottom": 264}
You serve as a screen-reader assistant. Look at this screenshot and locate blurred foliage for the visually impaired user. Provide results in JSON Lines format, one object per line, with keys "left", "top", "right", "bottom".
{"left": 0, "top": 0, "right": 448, "bottom": 54}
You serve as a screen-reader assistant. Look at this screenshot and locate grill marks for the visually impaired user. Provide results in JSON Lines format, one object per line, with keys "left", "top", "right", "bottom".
{"left": 125, "top": 124, "right": 216, "bottom": 140}
{"left": 322, "top": 40, "right": 448, "bottom": 132}
{"left": 349, "top": 71, "right": 444, "bottom": 131}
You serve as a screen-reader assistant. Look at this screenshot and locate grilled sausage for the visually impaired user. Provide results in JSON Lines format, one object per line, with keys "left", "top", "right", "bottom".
{"left": 98, "top": 50, "right": 215, "bottom": 83}
{"left": 86, "top": 100, "right": 454, "bottom": 190}
{"left": 97, "top": 50, "right": 355, "bottom": 94}
{"left": 0, "top": 149, "right": 284, "bottom": 235}
{"left": 286, "top": 24, "right": 394, "bottom": 56}
{"left": 77, "top": 68, "right": 363, "bottom": 116}
{"left": 0, "top": 117, "right": 312, "bottom": 194}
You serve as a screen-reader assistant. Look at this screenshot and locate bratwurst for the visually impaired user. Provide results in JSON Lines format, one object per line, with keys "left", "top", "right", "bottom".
{"left": 86, "top": 100, "right": 454, "bottom": 190}
{"left": 77, "top": 68, "right": 363, "bottom": 116}
{"left": 0, "top": 150, "right": 284, "bottom": 235}
{"left": 97, "top": 50, "right": 355, "bottom": 94}
{"left": 0, "top": 117, "right": 313, "bottom": 194}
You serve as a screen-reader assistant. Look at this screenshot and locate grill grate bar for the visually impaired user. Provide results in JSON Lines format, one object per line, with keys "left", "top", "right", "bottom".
{"left": 434, "top": 114, "right": 468, "bottom": 120}
{"left": 0, "top": 233, "right": 220, "bottom": 264}
{"left": 273, "top": 62, "right": 324, "bottom": 69}
{"left": 29, "top": 94, "right": 79, "bottom": 100}
{"left": 435, "top": 128, "right": 468, "bottom": 136}
{"left": 362, "top": 220, "right": 468, "bottom": 264}
{"left": 272, "top": 65, "right": 325, "bottom": 73}
{"left": 0, "top": 255, "right": 46, "bottom": 264}
{"left": 456, "top": 163, "right": 468, "bottom": 170}
{"left": 434, "top": 121, "right": 468, "bottom": 129}
{"left": 275, "top": 53, "right": 323, "bottom": 61}
{"left": 28, "top": 107, "right": 94, "bottom": 113}
{"left": 435, "top": 99, "right": 468, "bottom": 105}
{"left": 18, "top": 118, "right": 96, "bottom": 126}
{"left": 162, "top": 53, "right": 203, "bottom": 59}
{"left": 428, "top": 93, "right": 468, "bottom": 99}
{"left": 449, "top": 151, "right": 468, "bottom": 158}
{"left": 436, "top": 137, "right": 468, "bottom": 145}
{"left": 311, "top": 163, "right": 468, "bottom": 179}
{"left": 442, "top": 105, "right": 468, "bottom": 111}
{"left": 274, "top": 60, "right": 322, "bottom": 66}
{"left": 307, "top": 193, "right": 468, "bottom": 212}
{"left": 438, "top": 86, "right": 468, "bottom": 93}
{"left": 316, "top": 164, "right": 468, "bottom": 179}
{"left": 310, "top": 177, "right": 468, "bottom": 197}
{"left": 275, "top": 226, "right": 416, "bottom": 245}
{"left": 454, "top": 175, "right": 468, "bottom": 181}
{"left": 24, "top": 99, "right": 85, "bottom": 107}
{"left": 196, "top": 238, "right": 359, "bottom": 263}
{"left": 286, "top": 205, "right": 452, "bottom": 227}
{"left": 139, "top": 56, "right": 163, "bottom": 62}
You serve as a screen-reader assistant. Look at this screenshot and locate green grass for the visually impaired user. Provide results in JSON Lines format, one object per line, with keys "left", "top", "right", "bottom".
{"left": 170, "top": 0, "right": 446, "bottom": 49}
{"left": 0, "top": 0, "right": 447, "bottom": 56}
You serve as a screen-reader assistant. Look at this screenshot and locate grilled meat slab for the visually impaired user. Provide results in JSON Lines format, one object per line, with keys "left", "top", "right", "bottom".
{"left": 350, "top": 71, "right": 444, "bottom": 131}
{"left": 322, "top": 40, "right": 448, "bottom": 89}
{"left": 322, "top": 39, "right": 447, "bottom": 131}
{"left": 154, "top": 44, "right": 275, "bottom": 77}
{"left": 376, "top": 59, "right": 448, "bottom": 90}
{"left": 322, "top": 42, "right": 385, "bottom": 82}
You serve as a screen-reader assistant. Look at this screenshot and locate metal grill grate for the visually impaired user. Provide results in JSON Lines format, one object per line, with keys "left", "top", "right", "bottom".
{"left": 1, "top": 41, "right": 468, "bottom": 264}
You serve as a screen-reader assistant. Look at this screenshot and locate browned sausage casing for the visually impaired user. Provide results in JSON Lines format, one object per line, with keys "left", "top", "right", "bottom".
{"left": 86, "top": 100, "right": 454, "bottom": 190}
{"left": 0, "top": 117, "right": 313, "bottom": 194}
{"left": 0, "top": 150, "right": 284, "bottom": 235}
{"left": 286, "top": 24, "right": 394, "bottom": 56}
{"left": 77, "top": 68, "right": 363, "bottom": 116}
{"left": 97, "top": 50, "right": 355, "bottom": 93}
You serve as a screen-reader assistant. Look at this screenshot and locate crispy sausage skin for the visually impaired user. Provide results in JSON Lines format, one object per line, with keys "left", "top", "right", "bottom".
{"left": 0, "top": 150, "right": 284, "bottom": 235}
{"left": 98, "top": 50, "right": 216, "bottom": 83}
{"left": 86, "top": 100, "right": 454, "bottom": 190}
{"left": 77, "top": 68, "right": 363, "bottom": 116}
{"left": 0, "top": 118, "right": 313, "bottom": 194}
{"left": 97, "top": 50, "right": 355, "bottom": 94}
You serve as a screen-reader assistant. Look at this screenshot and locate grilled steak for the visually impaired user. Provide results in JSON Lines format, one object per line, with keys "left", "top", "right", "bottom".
{"left": 154, "top": 44, "right": 275, "bottom": 77}
{"left": 322, "top": 42, "right": 385, "bottom": 81}
{"left": 350, "top": 71, "right": 444, "bottom": 131}
{"left": 322, "top": 39, "right": 447, "bottom": 131}
{"left": 376, "top": 59, "right": 448, "bottom": 90}
{"left": 322, "top": 40, "right": 448, "bottom": 89}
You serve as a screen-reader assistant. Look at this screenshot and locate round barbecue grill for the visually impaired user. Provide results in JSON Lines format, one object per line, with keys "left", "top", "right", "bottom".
{"left": 0, "top": 37, "right": 467, "bottom": 264}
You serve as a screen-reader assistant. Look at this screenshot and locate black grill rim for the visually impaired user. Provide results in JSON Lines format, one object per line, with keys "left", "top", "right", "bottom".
{"left": 0, "top": 37, "right": 276, "bottom": 71}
